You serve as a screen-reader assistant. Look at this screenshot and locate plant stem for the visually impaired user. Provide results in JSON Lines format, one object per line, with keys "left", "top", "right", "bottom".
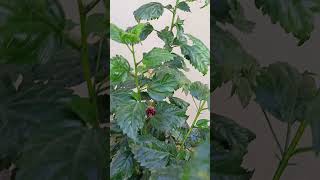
{"left": 272, "top": 120, "right": 307, "bottom": 180}
{"left": 128, "top": 44, "right": 141, "bottom": 101}
{"left": 169, "top": 0, "right": 180, "bottom": 31}
{"left": 181, "top": 100, "right": 206, "bottom": 147}
{"left": 284, "top": 123, "right": 292, "bottom": 151}
{"left": 77, "top": 0, "right": 99, "bottom": 127}
{"left": 261, "top": 108, "right": 284, "bottom": 155}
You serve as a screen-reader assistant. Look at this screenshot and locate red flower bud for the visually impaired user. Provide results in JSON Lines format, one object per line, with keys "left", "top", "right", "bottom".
{"left": 146, "top": 106, "right": 156, "bottom": 118}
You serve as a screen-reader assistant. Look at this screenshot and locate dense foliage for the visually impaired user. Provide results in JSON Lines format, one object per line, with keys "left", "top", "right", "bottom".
{"left": 110, "top": 0, "right": 210, "bottom": 179}
{"left": 213, "top": 0, "right": 320, "bottom": 179}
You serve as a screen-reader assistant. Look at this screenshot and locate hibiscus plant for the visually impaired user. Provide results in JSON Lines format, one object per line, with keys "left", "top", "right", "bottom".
{"left": 110, "top": 0, "right": 210, "bottom": 179}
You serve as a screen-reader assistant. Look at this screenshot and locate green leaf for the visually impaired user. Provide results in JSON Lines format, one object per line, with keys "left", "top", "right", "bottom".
{"left": 0, "top": 80, "right": 74, "bottom": 162}
{"left": 255, "top": 62, "right": 302, "bottom": 122}
{"left": 111, "top": 149, "right": 134, "bottom": 180}
{"left": 150, "top": 102, "right": 187, "bottom": 134}
{"left": 180, "top": 35, "right": 209, "bottom": 75}
{"left": 212, "top": 25, "right": 258, "bottom": 90}
{"left": 86, "top": 13, "right": 105, "bottom": 35}
{"left": 157, "top": 27, "right": 174, "bottom": 50}
{"left": 155, "top": 66, "right": 191, "bottom": 91}
{"left": 233, "top": 77, "right": 253, "bottom": 108}
{"left": 110, "top": 23, "right": 125, "bottom": 43}
{"left": 177, "top": 2, "right": 191, "bottom": 12}
{"left": 121, "top": 23, "right": 153, "bottom": 44}
{"left": 212, "top": 113, "right": 255, "bottom": 152}
{"left": 189, "top": 81, "right": 209, "bottom": 101}
{"left": 68, "top": 97, "right": 96, "bottom": 126}
{"left": 0, "top": 0, "right": 66, "bottom": 64}
{"left": 306, "top": 93, "right": 320, "bottom": 151}
{"left": 115, "top": 101, "right": 147, "bottom": 140}
{"left": 16, "top": 122, "right": 107, "bottom": 180}
{"left": 142, "top": 48, "right": 176, "bottom": 68}
{"left": 139, "top": 23, "right": 154, "bottom": 41}
{"left": 130, "top": 136, "right": 171, "bottom": 170}
{"left": 169, "top": 97, "right": 190, "bottom": 112}
{"left": 133, "top": 2, "right": 164, "bottom": 22}
{"left": 255, "top": 0, "right": 320, "bottom": 45}
{"left": 147, "top": 73, "right": 179, "bottom": 101}
{"left": 164, "top": 54, "right": 187, "bottom": 70}
{"left": 212, "top": 0, "right": 255, "bottom": 33}
{"left": 183, "top": 139, "right": 210, "bottom": 180}
{"left": 195, "top": 119, "right": 209, "bottom": 129}
{"left": 212, "top": 113, "right": 255, "bottom": 180}
{"left": 110, "top": 55, "right": 131, "bottom": 84}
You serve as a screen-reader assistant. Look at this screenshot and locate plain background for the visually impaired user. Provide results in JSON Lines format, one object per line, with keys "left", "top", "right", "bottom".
{"left": 110, "top": 0, "right": 210, "bottom": 124}
{"left": 213, "top": 1, "right": 320, "bottom": 180}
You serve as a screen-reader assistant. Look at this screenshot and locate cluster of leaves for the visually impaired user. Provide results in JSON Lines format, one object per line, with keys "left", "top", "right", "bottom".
{"left": 212, "top": 0, "right": 320, "bottom": 179}
{"left": 0, "top": 0, "right": 109, "bottom": 179}
{"left": 110, "top": 1, "right": 210, "bottom": 179}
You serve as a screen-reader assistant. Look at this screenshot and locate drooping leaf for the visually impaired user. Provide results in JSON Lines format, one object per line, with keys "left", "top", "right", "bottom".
{"left": 16, "top": 121, "right": 107, "bottom": 180}
{"left": 133, "top": 2, "right": 164, "bottom": 22}
{"left": 130, "top": 135, "right": 172, "bottom": 170}
{"left": 189, "top": 81, "right": 209, "bottom": 101}
{"left": 212, "top": 25, "right": 258, "bottom": 91}
{"left": 142, "top": 48, "right": 176, "bottom": 68}
{"left": 147, "top": 72, "right": 179, "bottom": 101}
{"left": 177, "top": 2, "right": 191, "bottom": 12}
{"left": 180, "top": 35, "right": 209, "bottom": 75}
{"left": 233, "top": 77, "right": 253, "bottom": 108}
{"left": 110, "top": 55, "right": 131, "bottom": 84}
{"left": 212, "top": 113, "right": 255, "bottom": 180}
{"left": 115, "top": 100, "right": 147, "bottom": 140}
{"left": 255, "top": 62, "right": 302, "bottom": 122}
{"left": 255, "top": 0, "right": 320, "bottom": 45}
{"left": 150, "top": 102, "right": 187, "bottom": 134}
{"left": 111, "top": 148, "right": 134, "bottom": 180}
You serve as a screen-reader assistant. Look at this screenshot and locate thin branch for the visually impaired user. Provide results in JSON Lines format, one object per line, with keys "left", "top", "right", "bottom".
{"left": 192, "top": 96, "right": 199, "bottom": 110}
{"left": 292, "top": 146, "right": 314, "bottom": 156}
{"left": 284, "top": 123, "right": 292, "bottom": 151}
{"left": 261, "top": 107, "right": 284, "bottom": 155}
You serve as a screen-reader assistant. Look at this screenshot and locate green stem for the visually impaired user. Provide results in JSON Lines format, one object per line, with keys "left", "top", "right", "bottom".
{"left": 272, "top": 120, "right": 307, "bottom": 180}
{"left": 77, "top": 0, "right": 99, "bottom": 127}
{"left": 169, "top": 0, "right": 180, "bottom": 32}
{"left": 181, "top": 100, "right": 206, "bottom": 147}
{"left": 129, "top": 44, "right": 141, "bottom": 101}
